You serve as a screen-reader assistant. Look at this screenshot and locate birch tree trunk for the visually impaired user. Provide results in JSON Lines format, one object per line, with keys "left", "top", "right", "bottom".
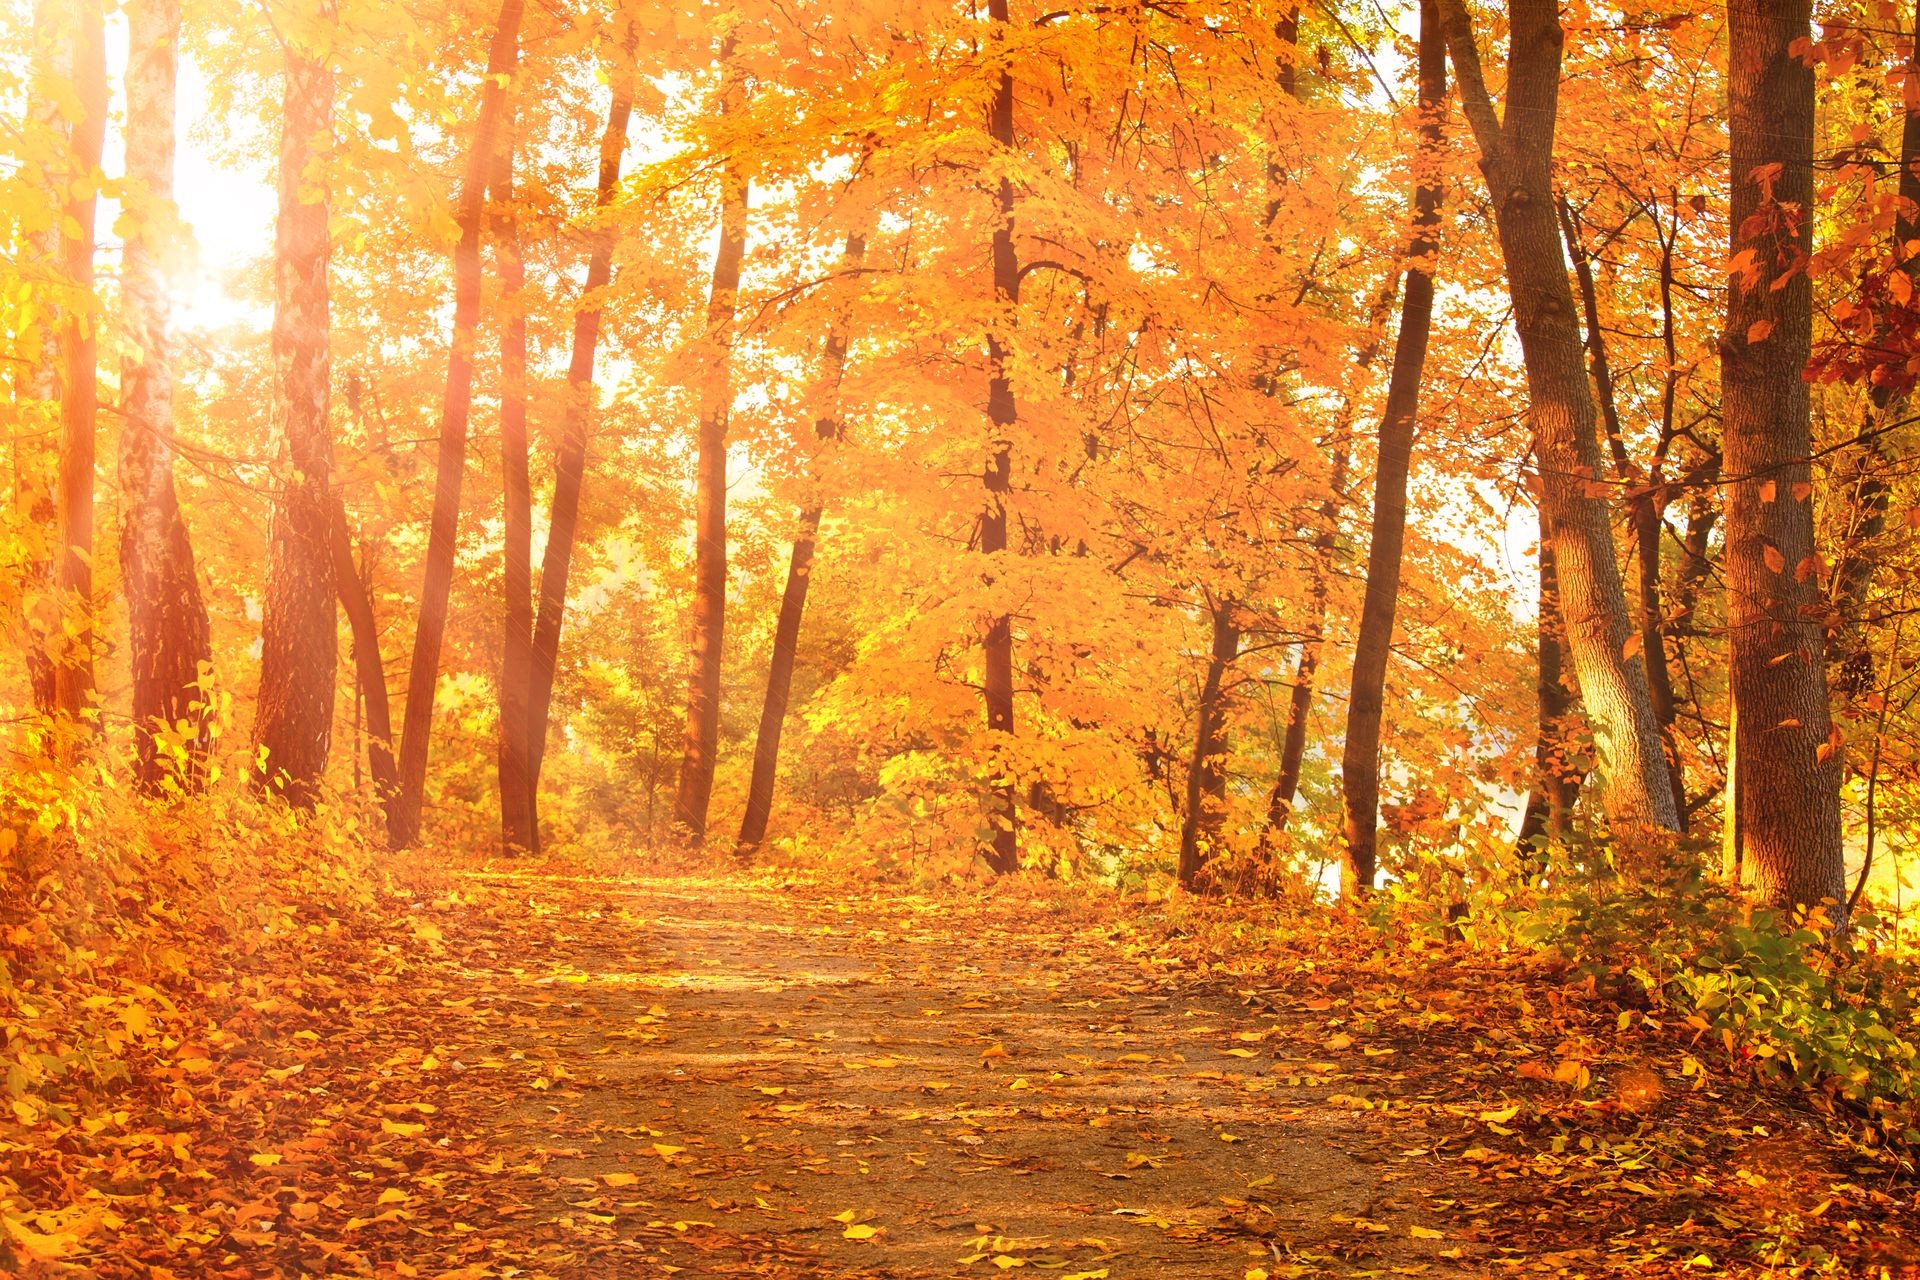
{"left": 1722, "top": 0, "right": 1845, "bottom": 912}
{"left": 389, "top": 0, "right": 526, "bottom": 848}
{"left": 1338, "top": 0, "right": 1447, "bottom": 895}
{"left": 1436, "top": 0, "right": 1681, "bottom": 834}
{"left": 120, "top": 0, "right": 213, "bottom": 790}
{"left": 52, "top": 0, "right": 106, "bottom": 732}
{"left": 252, "top": 3, "right": 338, "bottom": 806}
{"left": 671, "top": 154, "right": 749, "bottom": 844}
{"left": 737, "top": 232, "right": 865, "bottom": 856}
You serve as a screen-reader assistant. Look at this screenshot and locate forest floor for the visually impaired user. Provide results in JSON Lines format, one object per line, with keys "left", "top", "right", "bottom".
{"left": 10, "top": 863, "right": 1919, "bottom": 1278}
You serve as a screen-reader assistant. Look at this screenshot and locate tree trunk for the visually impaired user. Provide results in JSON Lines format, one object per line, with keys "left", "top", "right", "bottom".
{"left": 1515, "top": 541, "right": 1582, "bottom": 856}
{"left": 1177, "top": 599, "right": 1239, "bottom": 889}
{"left": 524, "top": 51, "right": 638, "bottom": 826}
{"left": 252, "top": 5, "right": 338, "bottom": 807}
{"left": 388, "top": 0, "right": 525, "bottom": 848}
{"left": 120, "top": 0, "right": 213, "bottom": 791}
{"left": 671, "top": 154, "right": 750, "bottom": 844}
{"left": 330, "top": 496, "right": 397, "bottom": 800}
{"left": 979, "top": 0, "right": 1021, "bottom": 873}
{"left": 1338, "top": 0, "right": 1447, "bottom": 897}
{"left": 52, "top": 0, "right": 105, "bottom": 732}
{"left": 737, "top": 232, "right": 865, "bottom": 856}
{"left": 1722, "top": 0, "right": 1845, "bottom": 912}
{"left": 1437, "top": 0, "right": 1681, "bottom": 833}
{"left": 491, "top": 49, "right": 536, "bottom": 854}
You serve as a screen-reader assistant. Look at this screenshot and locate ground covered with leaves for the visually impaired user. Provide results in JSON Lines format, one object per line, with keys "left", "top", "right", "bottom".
{"left": 4, "top": 837, "right": 1917, "bottom": 1278}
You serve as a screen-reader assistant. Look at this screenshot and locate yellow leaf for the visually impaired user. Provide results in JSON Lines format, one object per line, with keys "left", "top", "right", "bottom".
{"left": 249, "top": 1152, "right": 283, "bottom": 1167}
{"left": 652, "top": 1143, "right": 684, "bottom": 1158}
{"left": 843, "top": 1223, "right": 880, "bottom": 1240}
{"left": 1411, "top": 1224, "right": 1445, "bottom": 1239}
{"left": 1477, "top": 1104, "right": 1519, "bottom": 1124}
{"left": 602, "top": 1172, "right": 639, "bottom": 1187}
{"left": 381, "top": 1120, "right": 426, "bottom": 1137}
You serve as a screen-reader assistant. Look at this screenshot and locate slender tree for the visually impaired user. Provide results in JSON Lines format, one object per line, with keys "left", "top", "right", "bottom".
{"left": 1338, "top": 0, "right": 1447, "bottom": 895}
{"left": 737, "top": 232, "right": 865, "bottom": 856}
{"left": 1721, "top": 0, "right": 1844, "bottom": 911}
{"left": 388, "top": 0, "right": 526, "bottom": 848}
{"left": 1514, "top": 541, "right": 1583, "bottom": 855}
{"left": 493, "top": 84, "right": 536, "bottom": 853}
{"left": 671, "top": 150, "right": 749, "bottom": 844}
{"left": 523, "top": 45, "right": 638, "bottom": 827}
{"left": 330, "top": 496, "right": 397, "bottom": 800}
{"left": 1177, "top": 597, "right": 1239, "bottom": 889}
{"left": 1436, "top": 0, "right": 1681, "bottom": 834}
{"left": 978, "top": 0, "right": 1021, "bottom": 873}
{"left": 120, "top": 0, "right": 213, "bottom": 789}
{"left": 52, "top": 0, "right": 106, "bottom": 731}
{"left": 253, "top": 0, "right": 339, "bottom": 805}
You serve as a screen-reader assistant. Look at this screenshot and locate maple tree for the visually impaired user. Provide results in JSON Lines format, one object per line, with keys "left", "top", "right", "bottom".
{"left": 6, "top": 0, "right": 1920, "bottom": 1272}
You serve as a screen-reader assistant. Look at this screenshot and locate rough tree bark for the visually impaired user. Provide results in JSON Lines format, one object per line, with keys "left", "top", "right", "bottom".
{"left": 493, "top": 86, "right": 536, "bottom": 854}
{"left": 671, "top": 150, "right": 749, "bottom": 844}
{"left": 1436, "top": 0, "right": 1681, "bottom": 833}
{"left": 978, "top": 0, "right": 1022, "bottom": 873}
{"left": 1177, "top": 598, "right": 1240, "bottom": 890}
{"left": 1722, "top": 0, "right": 1845, "bottom": 912}
{"left": 252, "top": 3, "right": 338, "bottom": 806}
{"left": 388, "top": 0, "right": 526, "bottom": 848}
{"left": 736, "top": 232, "right": 865, "bottom": 856}
{"left": 120, "top": 0, "right": 213, "bottom": 790}
{"left": 1338, "top": 0, "right": 1447, "bottom": 896}
{"left": 524, "top": 49, "right": 637, "bottom": 827}
{"left": 52, "top": 0, "right": 105, "bottom": 731}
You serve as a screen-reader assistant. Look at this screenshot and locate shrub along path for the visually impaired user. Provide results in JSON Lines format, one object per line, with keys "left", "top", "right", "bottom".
{"left": 5, "top": 866, "right": 1912, "bottom": 1277}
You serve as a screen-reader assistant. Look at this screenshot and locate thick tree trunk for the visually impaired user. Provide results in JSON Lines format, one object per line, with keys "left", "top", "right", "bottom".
{"left": 1437, "top": 0, "right": 1681, "bottom": 834}
{"left": 1722, "top": 0, "right": 1844, "bottom": 912}
{"left": 1515, "top": 542, "right": 1582, "bottom": 855}
{"left": 388, "top": 0, "right": 525, "bottom": 848}
{"left": 330, "top": 496, "right": 396, "bottom": 800}
{"left": 1338, "top": 0, "right": 1447, "bottom": 897}
{"left": 494, "top": 120, "right": 537, "bottom": 853}
{"left": 1177, "top": 599, "right": 1239, "bottom": 889}
{"left": 524, "top": 56, "right": 637, "bottom": 824}
{"left": 671, "top": 158, "right": 749, "bottom": 844}
{"left": 120, "top": 0, "right": 213, "bottom": 790}
{"left": 52, "top": 0, "right": 105, "bottom": 731}
{"left": 979, "top": 0, "right": 1021, "bottom": 873}
{"left": 252, "top": 7, "right": 338, "bottom": 806}
{"left": 737, "top": 233, "right": 865, "bottom": 856}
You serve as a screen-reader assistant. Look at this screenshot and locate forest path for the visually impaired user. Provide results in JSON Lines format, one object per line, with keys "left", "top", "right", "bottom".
{"left": 416, "top": 870, "right": 1475, "bottom": 1279}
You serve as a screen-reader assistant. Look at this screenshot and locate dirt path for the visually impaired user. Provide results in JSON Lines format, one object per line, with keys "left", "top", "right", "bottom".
{"left": 418, "top": 873, "right": 1473, "bottom": 1279}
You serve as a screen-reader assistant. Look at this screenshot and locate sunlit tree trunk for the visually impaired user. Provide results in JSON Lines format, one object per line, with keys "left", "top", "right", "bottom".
{"left": 120, "top": 0, "right": 213, "bottom": 790}
{"left": 330, "top": 496, "right": 396, "bottom": 799}
{"left": 737, "top": 233, "right": 865, "bottom": 857}
{"left": 252, "top": 3, "right": 337, "bottom": 806}
{"left": 1177, "top": 598, "right": 1239, "bottom": 889}
{"left": 494, "top": 104, "right": 536, "bottom": 854}
{"left": 51, "top": 0, "right": 105, "bottom": 733}
{"left": 388, "top": 0, "right": 525, "bottom": 848}
{"left": 671, "top": 156, "right": 749, "bottom": 844}
{"left": 1437, "top": 0, "right": 1681, "bottom": 834}
{"left": 1338, "top": 0, "right": 1447, "bottom": 896}
{"left": 978, "top": 0, "right": 1022, "bottom": 873}
{"left": 524, "top": 49, "right": 637, "bottom": 827}
{"left": 1722, "top": 0, "right": 1844, "bottom": 912}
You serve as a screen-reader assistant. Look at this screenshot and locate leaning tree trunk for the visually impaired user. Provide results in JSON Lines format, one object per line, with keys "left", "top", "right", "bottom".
{"left": 524, "top": 50, "right": 638, "bottom": 825}
{"left": 977, "top": 0, "right": 1022, "bottom": 873}
{"left": 737, "top": 232, "right": 866, "bottom": 856}
{"left": 1338, "top": 0, "right": 1447, "bottom": 897}
{"left": 1177, "top": 598, "right": 1239, "bottom": 890}
{"left": 1437, "top": 0, "right": 1680, "bottom": 834}
{"left": 52, "top": 0, "right": 105, "bottom": 733}
{"left": 254, "top": 3, "right": 339, "bottom": 806}
{"left": 329, "top": 496, "right": 397, "bottom": 800}
{"left": 120, "top": 0, "right": 213, "bottom": 790}
{"left": 492, "top": 97, "right": 537, "bottom": 854}
{"left": 1722, "top": 0, "right": 1845, "bottom": 912}
{"left": 388, "top": 0, "right": 526, "bottom": 848}
{"left": 1514, "top": 541, "right": 1583, "bottom": 856}
{"left": 671, "top": 154, "right": 749, "bottom": 845}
